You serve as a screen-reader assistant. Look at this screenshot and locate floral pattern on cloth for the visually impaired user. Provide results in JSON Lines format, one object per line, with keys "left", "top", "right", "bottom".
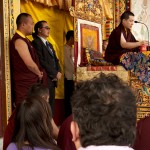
{"left": 120, "top": 52, "right": 150, "bottom": 86}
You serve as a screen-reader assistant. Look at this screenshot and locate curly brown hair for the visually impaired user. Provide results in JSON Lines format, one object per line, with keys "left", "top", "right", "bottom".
{"left": 71, "top": 73, "right": 137, "bottom": 147}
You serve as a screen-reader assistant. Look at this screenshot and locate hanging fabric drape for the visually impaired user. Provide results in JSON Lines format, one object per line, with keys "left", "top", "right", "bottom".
{"left": 105, "top": 0, "right": 126, "bottom": 39}
{"left": 25, "top": 0, "right": 74, "bottom": 10}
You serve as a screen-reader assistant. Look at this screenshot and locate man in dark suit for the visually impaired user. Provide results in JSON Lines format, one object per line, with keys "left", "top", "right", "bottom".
{"left": 32, "top": 20, "right": 62, "bottom": 115}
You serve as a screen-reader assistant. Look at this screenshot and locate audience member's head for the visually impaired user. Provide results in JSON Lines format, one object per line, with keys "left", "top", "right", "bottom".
{"left": 102, "top": 40, "right": 108, "bottom": 57}
{"left": 16, "top": 13, "right": 34, "bottom": 35}
{"left": 32, "top": 20, "right": 50, "bottom": 39}
{"left": 71, "top": 73, "right": 137, "bottom": 149}
{"left": 12, "top": 96, "right": 59, "bottom": 150}
{"left": 102, "top": 40, "right": 108, "bottom": 51}
{"left": 66, "top": 30, "right": 74, "bottom": 46}
{"left": 27, "top": 83, "right": 49, "bottom": 102}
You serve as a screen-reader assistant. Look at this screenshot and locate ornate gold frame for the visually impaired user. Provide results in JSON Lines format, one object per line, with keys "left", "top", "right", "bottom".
{"left": 77, "top": 19, "right": 102, "bottom": 66}
{"left": 1, "top": 0, "right": 20, "bottom": 132}
{"left": 1, "top": 0, "right": 12, "bottom": 128}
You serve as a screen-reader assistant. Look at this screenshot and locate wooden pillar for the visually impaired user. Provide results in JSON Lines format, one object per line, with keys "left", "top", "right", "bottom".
{"left": 0, "top": 0, "right": 4, "bottom": 136}
{"left": 0, "top": 0, "right": 20, "bottom": 136}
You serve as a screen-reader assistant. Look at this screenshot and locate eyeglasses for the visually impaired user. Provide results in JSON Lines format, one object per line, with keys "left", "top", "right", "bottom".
{"left": 41, "top": 26, "right": 50, "bottom": 30}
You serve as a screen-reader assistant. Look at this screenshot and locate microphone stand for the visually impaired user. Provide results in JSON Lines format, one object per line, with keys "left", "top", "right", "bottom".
{"left": 134, "top": 21, "right": 149, "bottom": 51}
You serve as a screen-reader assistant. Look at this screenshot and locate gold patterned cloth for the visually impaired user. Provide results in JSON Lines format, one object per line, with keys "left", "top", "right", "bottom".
{"left": 76, "top": 66, "right": 129, "bottom": 83}
{"left": 25, "top": 0, "right": 73, "bottom": 10}
{"left": 130, "top": 72, "right": 150, "bottom": 120}
{"left": 99, "top": 0, "right": 113, "bottom": 40}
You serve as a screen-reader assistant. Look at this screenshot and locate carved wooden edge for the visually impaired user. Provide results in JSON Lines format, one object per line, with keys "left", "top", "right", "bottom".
{"left": 69, "top": 4, "right": 103, "bottom": 42}
{"left": 69, "top": 6, "right": 103, "bottom": 24}
{"left": 76, "top": 66, "right": 130, "bottom": 83}
{"left": 3, "top": 0, "right": 14, "bottom": 123}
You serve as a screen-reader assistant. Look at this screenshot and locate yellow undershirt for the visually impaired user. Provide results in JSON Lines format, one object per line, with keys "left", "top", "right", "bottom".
{"left": 16, "top": 30, "right": 26, "bottom": 38}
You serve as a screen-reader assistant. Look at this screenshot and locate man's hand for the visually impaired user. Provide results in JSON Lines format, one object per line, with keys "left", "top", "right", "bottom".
{"left": 140, "top": 41, "right": 148, "bottom": 46}
{"left": 56, "top": 72, "right": 62, "bottom": 80}
{"left": 38, "top": 71, "right": 43, "bottom": 80}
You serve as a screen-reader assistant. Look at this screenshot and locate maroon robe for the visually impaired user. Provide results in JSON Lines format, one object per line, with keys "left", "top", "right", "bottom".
{"left": 104, "top": 24, "right": 140, "bottom": 65}
{"left": 3, "top": 110, "right": 15, "bottom": 150}
{"left": 57, "top": 115, "right": 76, "bottom": 150}
{"left": 10, "top": 33, "right": 47, "bottom": 105}
{"left": 133, "top": 116, "right": 150, "bottom": 150}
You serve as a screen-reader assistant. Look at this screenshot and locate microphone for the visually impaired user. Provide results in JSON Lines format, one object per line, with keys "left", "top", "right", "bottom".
{"left": 134, "top": 21, "right": 149, "bottom": 51}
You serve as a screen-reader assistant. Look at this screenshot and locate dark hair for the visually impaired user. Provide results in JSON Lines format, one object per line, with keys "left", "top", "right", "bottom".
{"left": 27, "top": 83, "right": 49, "bottom": 99}
{"left": 16, "top": 13, "right": 32, "bottom": 28}
{"left": 66, "top": 30, "right": 74, "bottom": 41}
{"left": 12, "top": 96, "right": 60, "bottom": 150}
{"left": 120, "top": 11, "right": 134, "bottom": 23}
{"left": 71, "top": 73, "right": 136, "bottom": 147}
{"left": 32, "top": 20, "right": 47, "bottom": 39}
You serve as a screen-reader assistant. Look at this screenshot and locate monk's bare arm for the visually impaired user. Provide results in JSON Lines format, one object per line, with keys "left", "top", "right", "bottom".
{"left": 120, "top": 33, "right": 147, "bottom": 49}
{"left": 15, "top": 39, "right": 43, "bottom": 79}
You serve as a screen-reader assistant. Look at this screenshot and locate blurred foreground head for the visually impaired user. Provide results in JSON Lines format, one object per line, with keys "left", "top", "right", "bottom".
{"left": 71, "top": 73, "right": 136, "bottom": 149}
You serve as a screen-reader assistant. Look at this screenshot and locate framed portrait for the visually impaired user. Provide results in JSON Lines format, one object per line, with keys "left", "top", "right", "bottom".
{"left": 77, "top": 19, "right": 102, "bottom": 66}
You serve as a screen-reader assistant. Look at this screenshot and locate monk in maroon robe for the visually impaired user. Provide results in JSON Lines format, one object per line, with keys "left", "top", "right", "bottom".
{"left": 104, "top": 11, "right": 147, "bottom": 65}
{"left": 10, "top": 13, "right": 44, "bottom": 105}
{"left": 104, "top": 11, "right": 150, "bottom": 86}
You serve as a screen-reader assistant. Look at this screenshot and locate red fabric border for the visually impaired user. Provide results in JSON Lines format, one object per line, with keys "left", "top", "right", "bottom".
{"left": 87, "top": 66, "right": 117, "bottom": 71}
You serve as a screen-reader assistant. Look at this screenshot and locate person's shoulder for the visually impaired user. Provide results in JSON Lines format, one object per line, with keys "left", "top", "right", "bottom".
{"left": 11, "top": 33, "right": 24, "bottom": 43}
{"left": 112, "top": 26, "right": 120, "bottom": 33}
{"left": 64, "top": 44, "right": 67, "bottom": 49}
{"left": 109, "top": 26, "right": 121, "bottom": 39}
{"left": 7, "top": 142, "right": 17, "bottom": 150}
{"left": 59, "top": 115, "right": 73, "bottom": 133}
{"left": 137, "top": 116, "right": 150, "bottom": 125}
{"left": 32, "top": 36, "right": 41, "bottom": 42}
{"left": 32, "top": 37, "right": 44, "bottom": 47}
{"left": 64, "top": 44, "right": 72, "bottom": 51}
{"left": 64, "top": 44, "right": 68, "bottom": 52}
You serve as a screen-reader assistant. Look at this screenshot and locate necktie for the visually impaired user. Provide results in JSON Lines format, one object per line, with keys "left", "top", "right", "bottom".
{"left": 46, "top": 41, "right": 54, "bottom": 56}
{"left": 46, "top": 41, "right": 56, "bottom": 69}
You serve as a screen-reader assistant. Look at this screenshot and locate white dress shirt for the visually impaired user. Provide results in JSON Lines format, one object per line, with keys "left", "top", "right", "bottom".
{"left": 78, "top": 145, "right": 134, "bottom": 150}
{"left": 64, "top": 44, "right": 74, "bottom": 80}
